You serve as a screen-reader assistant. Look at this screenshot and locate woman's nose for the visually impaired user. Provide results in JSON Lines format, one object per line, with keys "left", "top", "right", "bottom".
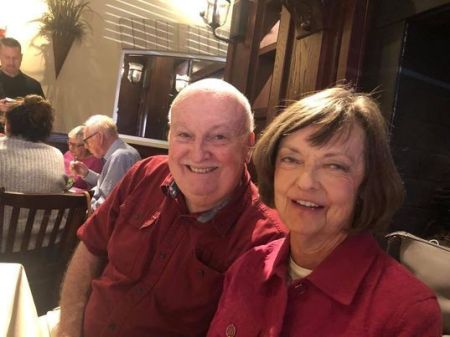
{"left": 295, "top": 166, "right": 319, "bottom": 190}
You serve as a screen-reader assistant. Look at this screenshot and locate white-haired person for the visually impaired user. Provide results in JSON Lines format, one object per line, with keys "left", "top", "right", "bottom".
{"left": 56, "top": 79, "right": 286, "bottom": 337}
{"left": 64, "top": 125, "right": 103, "bottom": 191}
{"left": 70, "top": 115, "right": 140, "bottom": 209}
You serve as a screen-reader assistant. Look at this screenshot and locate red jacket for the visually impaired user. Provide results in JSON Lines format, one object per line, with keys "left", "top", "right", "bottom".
{"left": 207, "top": 232, "right": 442, "bottom": 337}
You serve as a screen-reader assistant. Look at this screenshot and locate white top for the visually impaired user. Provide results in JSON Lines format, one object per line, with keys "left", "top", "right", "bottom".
{"left": 289, "top": 256, "right": 312, "bottom": 280}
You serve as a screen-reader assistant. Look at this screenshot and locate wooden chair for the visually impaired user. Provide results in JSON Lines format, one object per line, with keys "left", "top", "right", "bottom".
{"left": 0, "top": 187, "right": 90, "bottom": 314}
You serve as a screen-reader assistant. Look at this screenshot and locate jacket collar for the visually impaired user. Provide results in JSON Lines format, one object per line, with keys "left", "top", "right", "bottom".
{"left": 265, "top": 232, "right": 380, "bottom": 306}
{"left": 307, "top": 232, "right": 379, "bottom": 305}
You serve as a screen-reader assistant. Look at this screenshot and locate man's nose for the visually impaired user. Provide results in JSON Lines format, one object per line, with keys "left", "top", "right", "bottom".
{"left": 190, "top": 139, "right": 210, "bottom": 162}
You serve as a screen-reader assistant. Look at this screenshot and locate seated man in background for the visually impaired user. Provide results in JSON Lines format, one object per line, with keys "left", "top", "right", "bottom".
{"left": 57, "top": 79, "right": 286, "bottom": 337}
{"left": 64, "top": 125, "right": 103, "bottom": 191}
{"left": 70, "top": 115, "right": 140, "bottom": 210}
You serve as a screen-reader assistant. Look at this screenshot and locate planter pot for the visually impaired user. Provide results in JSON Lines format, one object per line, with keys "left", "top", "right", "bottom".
{"left": 52, "top": 33, "right": 75, "bottom": 78}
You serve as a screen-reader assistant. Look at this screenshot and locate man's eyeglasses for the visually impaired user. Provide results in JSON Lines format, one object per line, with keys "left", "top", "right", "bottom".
{"left": 67, "top": 142, "right": 85, "bottom": 148}
{"left": 83, "top": 131, "right": 99, "bottom": 144}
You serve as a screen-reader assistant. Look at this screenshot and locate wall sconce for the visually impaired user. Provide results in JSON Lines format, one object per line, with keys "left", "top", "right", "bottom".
{"left": 200, "top": 0, "right": 231, "bottom": 43}
{"left": 200, "top": 0, "right": 249, "bottom": 43}
{"left": 127, "top": 62, "right": 144, "bottom": 84}
{"left": 175, "top": 74, "right": 190, "bottom": 92}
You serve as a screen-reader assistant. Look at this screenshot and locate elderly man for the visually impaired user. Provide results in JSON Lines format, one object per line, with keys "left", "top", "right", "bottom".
{"left": 70, "top": 115, "right": 140, "bottom": 209}
{"left": 57, "top": 79, "right": 286, "bottom": 337}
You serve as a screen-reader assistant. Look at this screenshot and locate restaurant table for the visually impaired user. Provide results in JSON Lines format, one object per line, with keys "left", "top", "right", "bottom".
{"left": 0, "top": 263, "right": 49, "bottom": 337}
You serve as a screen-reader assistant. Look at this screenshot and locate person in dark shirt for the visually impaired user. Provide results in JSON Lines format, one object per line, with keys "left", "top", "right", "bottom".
{"left": 0, "top": 37, "right": 44, "bottom": 108}
{"left": 0, "top": 37, "right": 45, "bottom": 133}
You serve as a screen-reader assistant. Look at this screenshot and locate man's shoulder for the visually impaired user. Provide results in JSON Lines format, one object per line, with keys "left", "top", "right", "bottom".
{"left": 17, "top": 71, "right": 41, "bottom": 86}
{"left": 110, "top": 140, "right": 141, "bottom": 159}
{"left": 124, "top": 155, "right": 169, "bottom": 180}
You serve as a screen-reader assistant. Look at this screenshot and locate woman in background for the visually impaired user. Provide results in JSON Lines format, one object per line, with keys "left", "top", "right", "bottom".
{"left": 207, "top": 86, "right": 442, "bottom": 336}
{"left": 0, "top": 94, "right": 65, "bottom": 192}
{"left": 64, "top": 125, "right": 103, "bottom": 190}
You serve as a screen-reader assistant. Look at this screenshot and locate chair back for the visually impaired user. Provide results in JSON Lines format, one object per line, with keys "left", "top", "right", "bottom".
{"left": 0, "top": 187, "right": 90, "bottom": 314}
{"left": 386, "top": 231, "right": 450, "bottom": 334}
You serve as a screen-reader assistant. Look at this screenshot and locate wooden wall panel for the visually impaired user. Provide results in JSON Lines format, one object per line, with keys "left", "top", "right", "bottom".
{"left": 286, "top": 32, "right": 323, "bottom": 100}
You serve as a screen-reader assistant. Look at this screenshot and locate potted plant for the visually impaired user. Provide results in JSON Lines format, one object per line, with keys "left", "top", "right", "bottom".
{"left": 36, "top": 0, "right": 91, "bottom": 77}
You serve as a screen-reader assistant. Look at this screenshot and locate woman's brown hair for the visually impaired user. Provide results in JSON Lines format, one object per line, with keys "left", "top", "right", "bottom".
{"left": 253, "top": 86, "right": 405, "bottom": 232}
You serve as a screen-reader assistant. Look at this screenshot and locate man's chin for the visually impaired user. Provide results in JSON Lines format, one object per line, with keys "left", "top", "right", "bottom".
{"left": 2, "top": 69, "right": 19, "bottom": 77}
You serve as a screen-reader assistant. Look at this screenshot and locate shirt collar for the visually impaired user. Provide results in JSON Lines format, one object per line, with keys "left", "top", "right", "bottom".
{"left": 265, "top": 232, "right": 380, "bottom": 306}
{"left": 160, "top": 167, "right": 253, "bottom": 236}
{"left": 306, "top": 231, "right": 379, "bottom": 305}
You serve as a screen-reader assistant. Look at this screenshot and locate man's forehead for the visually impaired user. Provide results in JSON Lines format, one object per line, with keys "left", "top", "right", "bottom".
{"left": 1, "top": 46, "right": 21, "bottom": 55}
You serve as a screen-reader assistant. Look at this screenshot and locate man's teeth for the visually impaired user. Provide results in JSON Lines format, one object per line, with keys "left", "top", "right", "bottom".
{"left": 295, "top": 200, "right": 320, "bottom": 208}
{"left": 189, "top": 166, "right": 215, "bottom": 173}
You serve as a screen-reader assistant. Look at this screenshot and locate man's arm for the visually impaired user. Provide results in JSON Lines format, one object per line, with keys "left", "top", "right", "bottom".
{"left": 57, "top": 242, "right": 104, "bottom": 337}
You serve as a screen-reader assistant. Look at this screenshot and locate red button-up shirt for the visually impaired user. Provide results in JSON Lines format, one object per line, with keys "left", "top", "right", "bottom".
{"left": 207, "top": 232, "right": 442, "bottom": 337}
{"left": 78, "top": 156, "right": 286, "bottom": 337}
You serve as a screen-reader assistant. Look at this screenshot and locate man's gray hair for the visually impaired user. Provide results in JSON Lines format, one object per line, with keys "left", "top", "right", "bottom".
{"left": 168, "top": 78, "right": 254, "bottom": 133}
{"left": 0, "top": 37, "right": 22, "bottom": 52}
{"left": 84, "top": 114, "right": 118, "bottom": 137}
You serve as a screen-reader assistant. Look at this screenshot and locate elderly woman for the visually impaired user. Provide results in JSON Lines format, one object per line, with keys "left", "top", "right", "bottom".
{"left": 207, "top": 87, "right": 442, "bottom": 336}
{"left": 0, "top": 95, "right": 65, "bottom": 192}
{"left": 64, "top": 125, "right": 103, "bottom": 190}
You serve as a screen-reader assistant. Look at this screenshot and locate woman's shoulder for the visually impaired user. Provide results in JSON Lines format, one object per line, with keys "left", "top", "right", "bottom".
{"left": 375, "top": 251, "right": 438, "bottom": 304}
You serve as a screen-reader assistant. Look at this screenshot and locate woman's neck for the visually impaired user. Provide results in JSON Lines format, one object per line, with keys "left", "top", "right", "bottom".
{"left": 289, "top": 232, "right": 348, "bottom": 270}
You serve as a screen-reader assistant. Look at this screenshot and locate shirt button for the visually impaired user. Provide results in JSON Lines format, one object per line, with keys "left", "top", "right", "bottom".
{"left": 225, "top": 323, "right": 236, "bottom": 337}
{"left": 159, "top": 252, "right": 167, "bottom": 259}
{"left": 295, "top": 282, "right": 306, "bottom": 295}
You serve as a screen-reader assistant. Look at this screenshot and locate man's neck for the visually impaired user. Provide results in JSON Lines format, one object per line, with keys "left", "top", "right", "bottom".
{"left": 0, "top": 68, "right": 20, "bottom": 78}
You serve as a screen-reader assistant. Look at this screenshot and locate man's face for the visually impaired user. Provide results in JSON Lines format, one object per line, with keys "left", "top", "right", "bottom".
{"left": 168, "top": 91, "right": 254, "bottom": 213}
{"left": 83, "top": 127, "right": 102, "bottom": 158}
{"left": 0, "top": 46, "right": 22, "bottom": 77}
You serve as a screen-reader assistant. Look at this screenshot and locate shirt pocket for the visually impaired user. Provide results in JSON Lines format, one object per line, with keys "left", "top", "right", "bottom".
{"left": 107, "top": 207, "right": 160, "bottom": 283}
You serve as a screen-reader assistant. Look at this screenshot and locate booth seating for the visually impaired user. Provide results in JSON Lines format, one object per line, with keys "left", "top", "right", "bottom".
{"left": 386, "top": 231, "right": 450, "bottom": 336}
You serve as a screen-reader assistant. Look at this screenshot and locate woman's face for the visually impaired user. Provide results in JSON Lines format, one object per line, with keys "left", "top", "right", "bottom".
{"left": 68, "top": 135, "right": 88, "bottom": 159}
{"left": 274, "top": 124, "right": 365, "bottom": 245}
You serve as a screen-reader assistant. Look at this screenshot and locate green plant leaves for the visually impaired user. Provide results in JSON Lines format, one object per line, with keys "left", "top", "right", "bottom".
{"left": 37, "top": 0, "right": 91, "bottom": 41}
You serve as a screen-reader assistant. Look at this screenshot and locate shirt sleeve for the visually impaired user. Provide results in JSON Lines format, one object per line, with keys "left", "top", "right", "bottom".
{"left": 91, "top": 150, "right": 138, "bottom": 210}
{"left": 84, "top": 169, "right": 100, "bottom": 186}
{"left": 77, "top": 159, "right": 148, "bottom": 256}
{"left": 394, "top": 297, "right": 443, "bottom": 337}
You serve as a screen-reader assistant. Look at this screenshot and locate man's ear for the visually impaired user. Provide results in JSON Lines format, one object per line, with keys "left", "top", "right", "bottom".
{"left": 245, "top": 132, "right": 256, "bottom": 163}
{"left": 248, "top": 132, "right": 255, "bottom": 147}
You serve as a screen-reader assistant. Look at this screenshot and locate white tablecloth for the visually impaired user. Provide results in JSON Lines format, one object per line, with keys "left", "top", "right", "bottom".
{"left": 0, "top": 263, "right": 48, "bottom": 337}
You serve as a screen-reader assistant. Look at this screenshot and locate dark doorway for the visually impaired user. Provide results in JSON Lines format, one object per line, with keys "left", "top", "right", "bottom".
{"left": 389, "top": 5, "right": 450, "bottom": 239}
